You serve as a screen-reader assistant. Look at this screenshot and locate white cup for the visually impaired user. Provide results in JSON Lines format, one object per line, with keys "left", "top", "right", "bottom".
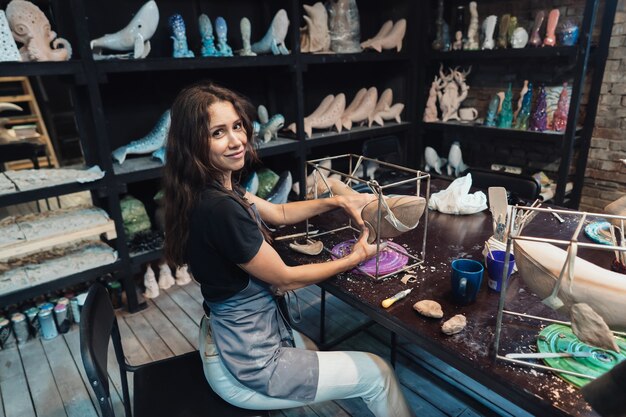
{"left": 459, "top": 107, "right": 478, "bottom": 121}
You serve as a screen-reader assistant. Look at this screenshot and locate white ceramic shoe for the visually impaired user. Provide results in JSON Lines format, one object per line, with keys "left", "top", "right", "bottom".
{"left": 175, "top": 265, "right": 192, "bottom": 286}
{"left": 158, "top": 261, "right": 175, "bottom": 289}
{"left": 143, "top": 265, "right": 159, "bottom": 299}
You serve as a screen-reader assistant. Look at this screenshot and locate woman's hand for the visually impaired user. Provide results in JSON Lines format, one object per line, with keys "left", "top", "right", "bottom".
{"left": 337, "top": 193, "right": 378, "bottom": 228}
{"left": 349, "top": 228, "right": 385, "bottom": 265}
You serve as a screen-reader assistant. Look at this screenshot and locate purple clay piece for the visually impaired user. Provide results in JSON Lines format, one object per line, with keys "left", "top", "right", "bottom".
{"left": 552, "top": 82, "right": 570, "bottom": 132}
{"left": 529, "top": 10, "right": 545, "bottom": 47}
{"left": 529, "top": 86, "right": 548, "bottom": 132}
{"left": 331, "top": 240, "right": 409, "bottom": 276}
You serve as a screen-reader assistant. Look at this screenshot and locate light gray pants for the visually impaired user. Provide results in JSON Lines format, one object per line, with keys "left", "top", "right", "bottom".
{"left": 199, "top": 316, "right": 414, "bottom": 417}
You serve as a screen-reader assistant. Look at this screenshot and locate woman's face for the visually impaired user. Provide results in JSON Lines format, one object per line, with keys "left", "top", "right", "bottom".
{"left": 207, "top": 100, "right": 247, "bottom": 180}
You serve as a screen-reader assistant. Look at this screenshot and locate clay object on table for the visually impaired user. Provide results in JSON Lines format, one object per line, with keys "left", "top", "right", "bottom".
{"left": 256, "top": 168, "right": 280, "bottom": 199}
{"left": 529, "top": 10, "right": 545, "bottom": 47}
{"left": 514, "top": 80, "right": 529, "bottom": 120}
{"left": 363, "top": 19, "right": 407, "bottom": 53}
{"left": 0, "top": 102, "right": 23, "bottom": 143}
{"left": 361, "top": 20, "right": 393, "bottom": 50}
{"left": 112, "top": 110, "right": 170, "bottom": 164}
{"left": 413, "top": 300, "right": 444, "bottom": 318}
{"left": 604, "top": 195, "right": 626, "bottom": 228}
{"left": 557, "top": 18, "right": 580, "bottom": 46}
{"left": 361, "top": 195, "right": 426, "bottom": 243}
{"left": 289, "top": 240, "right": 324, "bottom": 256}
{"left": 543, "top": 9, "right": 560, "bottom": 47}
{"left": 571, "top": 303, "right": 620, "bottom": 352}
{"left": 484, "top": 94, "right": 500, "bottom": 127}
{"left": 446, "top": 141, "right": 467, "bottom": 177}
{"left": 252, "top": 9, "right": 289, "bottom": 55}
{"left": 438, "top": 65, "right": 472, "bottom": 122}
{"left": 496, "top": 14, "right": 510, "bottom": 49}
{"left": 169, "top": 14, "right": 195, "bottom": 58}
{"left": 215, "top": 17, "right": 233, "bottom": 57}
{"left": 514, "top": 82, "right": 533, "bottom": 130}
{"left": 300, "top": 2, "right": 330, "bottom": 53}
{"left": 424, "top": 146, "right": 445, "bottom": 175}
{"left": 506, "top": 16, "right": 518, "bottom": 48}
{"left": 89, "top": 0, "right": 157, "bottom": 60}
{"left": 199, "top": 14, "right": 219, "bottom": 57}
{"left": 423, "top": 76, "right": 443, "bottom": 122}
{"left": 267, "top": 171, "right": 292, "bottom": 204}
{"left": 238, "top": 17, "right": 256, "bottom": 56}
{"left": 496, "top": 83, "right": 513, "bottom": 128}
{"left": 552, "top": 82, "right": 570, "bottom": 132}
{"left": 369, "top": 88, "right": 393, "bottom": 127}
{"left": 327, "top": 0, "right": 361, "bottom": 53}
{"left": 514, "top": 239, "right": 626, "bottom": 330}
{"left": 286, "top": 94, "right": 334, "bottom": 136}
{"left": 511, "top": 27, "right": 528, "bottom": 49}
{"left": 529, "top": 86, "right": 548, "bottom": 132}
{"left": 442, "top": 314, "right": 466, "bottom": 335}
{"left": 0, "top": 11, "right": 20, "bottom": 62}
{"left": 465, "top": 2, "right": 480, "bottom": 50}
{"left": 481, "top": 15, "right": 497, "bottom": 50}
{"left": 6, "top": 0, "right": 72, "bottom": 61}
{"left": 431, "top": 0, "right": 445, "bottom": 50}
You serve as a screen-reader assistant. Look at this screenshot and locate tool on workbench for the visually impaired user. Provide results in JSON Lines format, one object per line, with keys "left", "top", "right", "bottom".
{"left": 381, "top": 288, "right": 412, "bottom": 308}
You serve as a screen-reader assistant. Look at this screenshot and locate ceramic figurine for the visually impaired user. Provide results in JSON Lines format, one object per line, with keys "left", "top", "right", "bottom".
{"left": 267, "top": 171, "right": 292, "bottom": 204}
{"left": 369, "top": 88, "right": 393, "bottom": 126}
{"left": 363, "top": 19, "right": 406, "bottom": 52}
{"left": 543, "top": 9, "right": 560, "bottom": 47}
{"left": 482, "top": 15, "right": 497, "bottom": 50}
{"left": 199, "top": 14, "right": 219, "bottom": 57}
{"left": 557, "top": 18, "right": 580, "bottom": 46}
{"left": 529, "top": 10, "right": 545, "bottom": 47}
{"left": 175, "top": 265, "right": 192, "bottom": 286}
{"left": 361, "top": 20, "right": 392, "bottom": 50}
{"left": 377, "top": 103, "right": 404, "bottom": 124}
{"left": 341, "top": 87, "right": 377, "bottom": 130}
{"left": 514, "top": 80, "right": 529, "bottom": 120}
{"left": 529, "top": 86, "right": 548, "bottom": 132}
{"left": 484, "top": 94, "right": 500, "bottom": 127}
{"left": 327, "top": 0, "right": 361, "bottom": 53}
{"left": 257, "top": 105, "right": 269, "bottom": 124}
{"left": 152, "top": 147, "right": 166, "bottom": 164}
{"left": 251, "top": 9, "right": 289, "bottom": 55}
{"left": 552, "top": 82, "right": 570, "bottom": 132}
{"left": 112, "top": 110, "right": 171, "bottom": 164}
{"left": 89, "top": 0, "right": 157, "bottom": 60}
{"left": 259, "top": 114, "right": 285, "bottom": 143}
{"left": 158, "top": 261, "right": 175, "bottom": 290}
{"left": 214, "top": 17, "right": 233, "bottom": 57}
{"left": 497, "top": 14, "right": 510, "bottom": 49}
{"left": 442, "top": 21, "right": 451, "bottom": 51}
{"left": 514, "top": 83, "right": 533, "bottom": 130}
{"left": 237, "top": 17, "right": 256, "bottom": 56}
{"left": 497, "top": 83, "right": 513, "bottom": 128}
{"left": 507, "top": 16, "right": 518, "bottom": 48}
{"left": 300, "top": 2, "right": 330, "bottom": 53}
{"left": 465, "top": 2, "right": 480, "bottom": 50}
{"left": 432, "top": 0, "right": 445, "bottom": 50}
{"left": 143, "top": 264, "right": 159, "bottom": 299}
{"left": 452, "top": 30, "right": 463, "bottom": 51}
{"left": 453, "top": 6, "right": 465, "bottom": 50}
{"left": 0, "top": 102, "right": 23, "bottom": 143}
{"left": 169, "top": 14, "right": 195, "bottom": 58}
{"left": 424, "top": 146, "right": 445, "bottom": 175}
{"left": 0, "top": 11, "right": 20, "bottom": 62}
{"left": 447, "top": 141, "right": 468, "bottom": 177}
{"left": 438, "top": 65, "right": 472, "bottom": 122}
{"left": 6, "top": 0, "right": 72, "bottom": 61}
{"left": 287, "top": 94, "right": 346, "bottom": 138}
{"left": 423, "top": 76, "right": 443, "bottom": 122}
{"left": 511, "top": 27, "right": 529, "bottom": 49}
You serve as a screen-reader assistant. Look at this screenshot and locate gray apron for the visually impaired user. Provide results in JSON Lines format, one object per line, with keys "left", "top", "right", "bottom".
{"left": 206, "top": 277, "right": 319, "bottom": 401}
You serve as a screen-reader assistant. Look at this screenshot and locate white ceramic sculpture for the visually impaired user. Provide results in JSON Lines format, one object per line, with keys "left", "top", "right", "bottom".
{"left": 360, "top": 20, "right": 393, "bottom": 50}
{"left": 423, "top": 76, "right": 443, "bottom": 122}
{"left": 481, "top": 15, "right": 497, "bottom": 50}
{"left": 300, "top": 2, "right": 330, "bottom": 53}
{"left": 90, "top": 0, "right": 159, "bottom": 59}
{"left": 511, "top": 27, "right": 529, "bottom": 49}
{"left": 369, "top": 88, "right": 393, "bottom": 126}
{"left": 465, "top": 2, "right": 480, "bottom": 50}
{"left": 0, "top": 11, "right": 21, "bottom": 62}
{"left": 158, "top": 261, "right": 175, "bottom": 290}
{"left": 447, "top": 141, "right": 467, "bottom": 177}
{"left": 438, "top": 65, "right": 472, "bottom": 122}
{"left": 239, "top": 17, "right": 256, "bottom": 56}
{"left": 143, "top": 264, "right": 159, "bottom": 299}
{"left": 0, "top": 102, "right": 23, "bottom": 144}
{"left": 341, "top": 87, "right": 377, "bottom": 130}
{"left": 376, "top": 103, "right": 404, "bottom": 124}
{"left": 175, "top": 265, "right": 192, "bottom": 286}
{"left": 514, "top": 80, "right": 529, "bottom": 120}
{"left": 362, "top": 19, "right": 406, "bottom": 52}
{"left": 514, "top": 239, "right": 626, "bottom": 330}
{"left": 424, "top": 146, "right": 444, "bottom": 174}
{"left": 6, "top": 0, "right": 72, "bottom": 61}
{"left": 543, "top": 9, "right": 560, "bottom": 47}
{"left": 287, "top": 94, "right": 346, "bottom": 138}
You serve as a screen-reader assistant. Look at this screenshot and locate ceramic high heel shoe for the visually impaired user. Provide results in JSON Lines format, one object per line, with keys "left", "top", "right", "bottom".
{"left": 361, "top": 195, "right": 426, "bottom": 243}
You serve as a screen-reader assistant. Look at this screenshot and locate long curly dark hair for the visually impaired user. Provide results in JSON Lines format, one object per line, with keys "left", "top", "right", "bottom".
{"left": 163, "top": 82, "right": 260, "bottom": 266}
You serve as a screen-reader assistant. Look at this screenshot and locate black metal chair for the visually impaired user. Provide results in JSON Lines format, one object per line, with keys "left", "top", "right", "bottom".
{"left": 462, "top": 167, "right": 541, "bottom": 204}
{"left": 79, "top": 283, "right": 269, "bottom": 417}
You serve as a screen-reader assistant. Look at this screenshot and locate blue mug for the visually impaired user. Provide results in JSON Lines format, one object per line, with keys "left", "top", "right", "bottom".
{"left": 486, "top": 250, "right": 515, "bottom": 292}
{"left": 451, "top": 259, "right": 484, "bottom": 305}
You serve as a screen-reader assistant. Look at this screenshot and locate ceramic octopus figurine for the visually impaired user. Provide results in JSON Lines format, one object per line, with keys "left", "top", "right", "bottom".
{"left": 199, "top": 14, "right": 219, "bottom": 57}
{"left": 6, "top": 0, "right": 72, "bottom": 61}
{"left": 215, "top": 17, "right": 233, "bottom": 57}
{"left": 169, "top": 14, "right": 194, "bottom": 58}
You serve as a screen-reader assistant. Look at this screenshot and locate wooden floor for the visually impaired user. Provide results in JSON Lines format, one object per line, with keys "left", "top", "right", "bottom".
{"left": 0, "top": 280, "right": 524, "bottom": 417}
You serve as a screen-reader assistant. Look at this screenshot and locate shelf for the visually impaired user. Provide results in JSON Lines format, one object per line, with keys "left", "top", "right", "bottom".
{"left": 113, "top": 156, "right": 163, "bottom": 183}
{"left": 304, "top": 122, "right": 411, "bottom": 148}
{"left": 0, "top": 180, "right": 104, "bottom": 207}
{"left": 428, "top": 46, "right": 578, "bottom": 62}
{"left": 301, "top": 52, "right": 410, "bottom": 65}
{"left": 130, "top": 248, "right": 163, "bottom": 267}
{"left": 95, "top": 55, "right": 295, "bottom": 74}
{"left": 0, "top": 60, "right": 84, "bottom": 77}
{"left": 256, "top": 136, "right": 299, "bottom": 157}
{"left": 0, "top": 260, "right": 122, "bottom": 307}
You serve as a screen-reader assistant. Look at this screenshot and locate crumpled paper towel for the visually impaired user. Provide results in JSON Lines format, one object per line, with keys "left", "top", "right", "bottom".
{"left": 428, "top": 174, "right": 487, "bottom": 215}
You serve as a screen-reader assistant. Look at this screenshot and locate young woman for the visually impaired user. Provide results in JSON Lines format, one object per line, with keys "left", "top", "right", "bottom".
{"left": 163, "top": 82, "right": 414, "bottom": 417}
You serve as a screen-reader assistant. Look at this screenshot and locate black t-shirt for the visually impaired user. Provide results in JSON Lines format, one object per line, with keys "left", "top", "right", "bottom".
{"left": 187, "top": 187, "right": 264, "bottom": 301}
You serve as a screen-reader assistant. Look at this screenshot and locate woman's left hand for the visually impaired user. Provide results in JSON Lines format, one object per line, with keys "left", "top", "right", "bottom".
{"left": 337, "top": 193, "right": 378, "bottom": 228}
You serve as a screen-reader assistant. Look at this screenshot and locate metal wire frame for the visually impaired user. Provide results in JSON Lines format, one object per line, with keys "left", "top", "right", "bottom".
{"left": 492, "top": 205, "right": 626, "bottom": 380}
{"left": 291, "top": 154, "right": 431, "bottom": 280}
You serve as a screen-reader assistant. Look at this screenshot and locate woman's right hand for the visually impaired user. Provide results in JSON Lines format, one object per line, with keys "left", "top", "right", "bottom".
{"left": 349, "top": 228, "right": 385, "bottom": 265}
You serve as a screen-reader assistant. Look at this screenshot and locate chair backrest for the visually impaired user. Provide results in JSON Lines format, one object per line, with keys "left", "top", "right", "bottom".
{"left": 464, "top": 168, "right": 541, "bottom": 201}
{"left": 80, "top": 283, "right": 132, "bottom": 417}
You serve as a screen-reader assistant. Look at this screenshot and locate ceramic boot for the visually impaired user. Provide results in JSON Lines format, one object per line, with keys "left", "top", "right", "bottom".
{"left": 175, "top": 265, "right": 192, "bottom": 286}
{"left": 158, "top": 261, "right": 175, "bottom": 290}
{"left": 143, "top": 265, "right": 159, "bottom": 299}
{"left": 362, "top": 195, "right": 426, "bottom": 243}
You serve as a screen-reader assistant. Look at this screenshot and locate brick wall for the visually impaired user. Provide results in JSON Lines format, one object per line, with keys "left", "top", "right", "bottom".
{"left": 580, "top": 0, "right": 626, "bottom": 212}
